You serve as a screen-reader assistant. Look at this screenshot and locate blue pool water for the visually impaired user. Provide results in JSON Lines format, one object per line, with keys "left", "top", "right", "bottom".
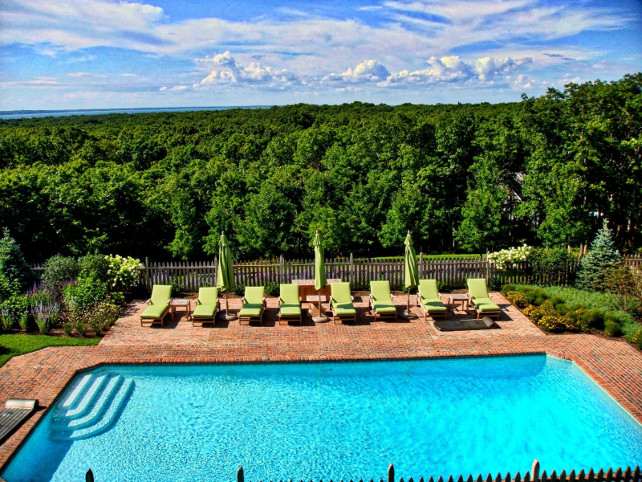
{"left": 2, "top": 355, "right": 641, "bottom": 481}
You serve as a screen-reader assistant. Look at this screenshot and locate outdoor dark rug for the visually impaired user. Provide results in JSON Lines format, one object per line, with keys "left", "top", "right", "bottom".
{"left": 434, "top": 317, "right": 499, "bottom": 331}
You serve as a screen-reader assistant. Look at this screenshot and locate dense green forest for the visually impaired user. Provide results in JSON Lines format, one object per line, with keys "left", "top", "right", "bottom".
{"left": 0, "top": 73, "right": 640, "bottom": 261}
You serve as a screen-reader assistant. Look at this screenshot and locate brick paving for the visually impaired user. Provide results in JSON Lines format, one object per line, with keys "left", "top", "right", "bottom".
{"left": 1, "top": 292, "right": 642, "bottom": 469}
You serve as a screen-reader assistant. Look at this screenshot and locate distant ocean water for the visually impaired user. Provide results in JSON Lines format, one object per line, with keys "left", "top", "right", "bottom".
{"left": 0, "top": 105, "right": 271, "bottom": 120}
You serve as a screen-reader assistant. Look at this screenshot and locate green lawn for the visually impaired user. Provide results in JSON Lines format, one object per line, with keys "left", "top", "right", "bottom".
{"left": 0, "top": 334, "right": 100, "bottom": 367}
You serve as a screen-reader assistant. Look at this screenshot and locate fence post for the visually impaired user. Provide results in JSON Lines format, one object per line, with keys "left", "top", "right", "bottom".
{"left": 237, "top": 466, "right": 244, "bottom": 482}
{"left": 532, "top": 460, "right": 540, "bottom": 482}
{"left": 144, "top": 257, "right": 150, "bottom": 289}
{"left": 280, "top": 255, "right": 285, "bottom": 284}
{"left": 486, "top": 250, "right": 490, "bottom": 280}
{"left": 349, "top": 253, "right": 354, "bottom": 284}
{"left": 419, "top": 252, "right": 423, "bottom": 278}
{"left": 388, "top": 463, "right": 395, "bottom": 482}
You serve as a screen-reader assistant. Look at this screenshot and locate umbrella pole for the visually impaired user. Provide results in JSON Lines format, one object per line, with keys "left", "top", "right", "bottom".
{"left": 222, "top": 290, "right": 237, "bottom": 321}
{"left": 312, "top": 288, "right": 328, "bottom": 323}
{"left": 401, "top": 288, "right": 418, "bottom": 320}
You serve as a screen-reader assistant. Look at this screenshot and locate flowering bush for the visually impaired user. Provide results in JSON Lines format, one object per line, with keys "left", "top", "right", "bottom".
{"left": 106, "top": 255, "right": 143, "bottom": 291}
{"left": 488, "top": 245, "right": 532, "bottom": 270}
{"left": 506, "top": 290, "right": 528, "bottom": 308}
{"left": 632, "top": 328, "right": 642, "bottom": 349}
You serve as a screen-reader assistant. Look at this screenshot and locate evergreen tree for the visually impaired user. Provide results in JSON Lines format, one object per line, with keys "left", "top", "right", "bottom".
{"left": 576, "top": 221, "right": 621, "bottom": 291}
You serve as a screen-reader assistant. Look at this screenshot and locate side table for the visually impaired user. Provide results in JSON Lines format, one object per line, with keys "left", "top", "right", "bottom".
{"left": 170, "top": 298, "right": 192, "bottom": 321}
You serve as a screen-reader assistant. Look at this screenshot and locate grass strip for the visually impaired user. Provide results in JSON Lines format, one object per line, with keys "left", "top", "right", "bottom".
{"left": 0, "top": 334, "right": 100, "bottom": 367}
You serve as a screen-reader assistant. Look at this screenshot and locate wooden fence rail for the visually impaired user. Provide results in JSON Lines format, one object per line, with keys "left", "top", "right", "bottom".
{"left": 84, "top": 461, "right": 640, "bottom": 482}
{"left": 232, "top": 460, "right": 640, "bottom": 482}
{"left": 30, "top": 256, "right": 641, "bottom": 292}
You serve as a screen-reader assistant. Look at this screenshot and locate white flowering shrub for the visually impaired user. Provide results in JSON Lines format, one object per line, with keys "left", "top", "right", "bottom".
{"left": 487, "top": 245, "right": 532, "bottom": 270}
{"left": 105, "top": 255, "right": 143, "bottom": 290}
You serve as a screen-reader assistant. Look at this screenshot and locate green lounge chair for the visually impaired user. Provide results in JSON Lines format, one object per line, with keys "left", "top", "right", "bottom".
{"left": 140, "top": 284, "right": 172, "bottom": 327}
{"left": 467, "top": 278, "right": 501, "bottom": 320}
{"left": 418, "top": 279, "right": 448, "bottom": 320}
{"left": 278, "top": 284, "right": 302, "bottom": 325}
{"left": 330, "top": 282, "right": 357, "bottom": 324}
{"left": 238, "top": 286, "right": 266, "bottom": 325}
{"left": 369, "top": 280, "right": 397, "bottom": 321}
{"left": 192, "top": 287, "right": 219, "bottom": 326}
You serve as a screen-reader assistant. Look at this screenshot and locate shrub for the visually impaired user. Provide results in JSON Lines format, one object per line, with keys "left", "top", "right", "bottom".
{"left": 632, "top": 328, "right": 642, "bottom": 349}
{"left": 33, "top": 301, "right": 60, "bottom": 334}
{"left": 501, "top": 284, "right": 517, "bottom": 296}
{"left": 0, "top": 308, "right": 12, "bottom": 332}
{"left": 0, "top": 228, "right": 33, "bottom": 299}
{"left": 233, "top": 283, "right": 246, "bottom": 296}
{"left": 604, "top": 312, "right": 628, "bottom": 325}
{"left": 42, "top": 255, "right": 79, "bottom": 294}
{"left": 604, "top": 320, "right": 623, "bottom": 337}
{"left": 0, "top": 294, "right": 30, "bottom": 322}
{"left": 63, "top": 278, "right": 108, "bottom": 314}
{"left": 74, "top": 321, "right": 88, "bottom": 337}
{"left": 86, "top": 301, "right": 122, "bottom": 335}
{"left": 62, "top": 321, "right": 74, "bottom": 336}
{"left": 506, "top": 290, "right": 528, "bottom": 308}
{"left": 554, "top": 302, "right": 569, "bottom": 315}
{"left": 603, "top": 263, "right": 641, "bottom": 313}
{"left": 529, "top": 247, "right": 576, "bottom": 285}
{"left": 105, "top": 255, "right": 142, "bottom": 291}
{"left": 18, "top": 311, "right": 29, "bottom": 332}
{"left": 523, "top": 287, "right": 549, "bottom": 305}
{"left": 576, "top": 221, "right": 621, "bottom": 291}
{"left": 79, "top": 254, "right": 109, "bottom": 282}
{"left": 487, "top": 245, "right": 532, "bottom": 270}
{"left": 538, "top": 314, "right": 566, "bottom": 332}
{"left": 522, "top": 304, "right": 539, "bottom": 319}
{"left": 581, "top": 309, "right": 604, "bottom": 330}
{"left": 264, "top": 281, "right": 279, "bottom": 296}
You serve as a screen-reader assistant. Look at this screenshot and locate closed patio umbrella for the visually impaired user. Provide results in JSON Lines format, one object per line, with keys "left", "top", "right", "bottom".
{"left": 313, "top": 230, "right": 328, "bottom": 323}
{"left": 402, "top": 230, "right": 419, "bottom": 319}
{"left": 216, "top": 231, "right": 237, "bottom": 321}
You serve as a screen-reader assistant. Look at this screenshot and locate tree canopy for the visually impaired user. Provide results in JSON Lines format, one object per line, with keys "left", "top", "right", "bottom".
{"left": 1, "top": 73, "right": 640, "bottom": 261}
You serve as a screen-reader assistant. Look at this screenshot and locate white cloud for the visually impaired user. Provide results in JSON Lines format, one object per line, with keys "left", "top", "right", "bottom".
{"left": 474, "top": 56, "right": 530, "bottom": 81}
{"left": 196, "top": 51, "right": 301, "bottom": 89}
{"left": 67, "top": 72, "right": 106, "bottom": 78}
{"left": 325, "top": 60, "right": 390, "bottom": 83}
{"left": 324, "top": 54, "right": 532, "bottom": 88}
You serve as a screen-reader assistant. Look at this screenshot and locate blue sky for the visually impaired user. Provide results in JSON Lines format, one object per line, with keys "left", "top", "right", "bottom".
{"left": 0, "top": 0, "right": 640, "bottom": 110}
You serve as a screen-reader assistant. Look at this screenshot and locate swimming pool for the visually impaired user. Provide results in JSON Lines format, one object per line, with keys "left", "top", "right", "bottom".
{"left": 2, "top": 355, "right": 641, "bottom": 481}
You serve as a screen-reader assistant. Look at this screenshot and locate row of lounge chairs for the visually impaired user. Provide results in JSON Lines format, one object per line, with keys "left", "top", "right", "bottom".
{"left": 140, "top": 278, "right": 501, "bottom": 326}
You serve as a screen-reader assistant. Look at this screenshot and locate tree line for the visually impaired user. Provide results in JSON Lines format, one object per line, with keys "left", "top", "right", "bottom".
{"left": 0, "top": 73, "right": 640, "bottom": 262}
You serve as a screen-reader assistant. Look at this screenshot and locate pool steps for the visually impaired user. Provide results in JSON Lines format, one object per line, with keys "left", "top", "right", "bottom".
{"left": 50, "top": 373, "right": 134, "bottom": 441}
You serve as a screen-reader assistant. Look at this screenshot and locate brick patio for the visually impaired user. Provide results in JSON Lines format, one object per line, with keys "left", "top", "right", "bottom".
{"left": 1, "top": 292, "right": 642, "bottom": 469}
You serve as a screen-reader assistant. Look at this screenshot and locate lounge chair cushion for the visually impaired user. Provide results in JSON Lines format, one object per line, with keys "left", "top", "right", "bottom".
{"left": 280, "top": 304, "right": 301, "bottom": 317}
{"left": 197, "top": 287, "right": 218, "bottom": 306}
{"left": 239, "top": 304, "right": 263, "bottom": 317}
{"left": 422, "top": 299, "right": 448, "bottom": 313}
{"left": 467, "top": 278, "right": 490, "bottom": 300}
{"left": 331, "top": 282, "right": 356, "bottom": 316}
{"left": 373, "top": 302, "right": 396, "bottom": 314}
{"left": 150, "top": 285, "right": 172, "bottom": 305}
{"left": 244, "top": 287, "right": 265, "bottom": 304}
{"left": 279, "top": 284, "right": 300, "bottom": 304}
{"left": 192, "top": 304, "right": 216, "bottom": 318}
{"left": 333, "top": 302, "right": 357, "bottom": 316}
{"left": 474, "top": 298, "right": 500, "bottom": 312}
{"left": 331, "top": 282, "right": 352, "bottom": 303}
{"left": 140, "top": 303, "right": 169, "bottom": 319}
{"left": 419, "top": 279, "right": 440, "bottom": 300}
